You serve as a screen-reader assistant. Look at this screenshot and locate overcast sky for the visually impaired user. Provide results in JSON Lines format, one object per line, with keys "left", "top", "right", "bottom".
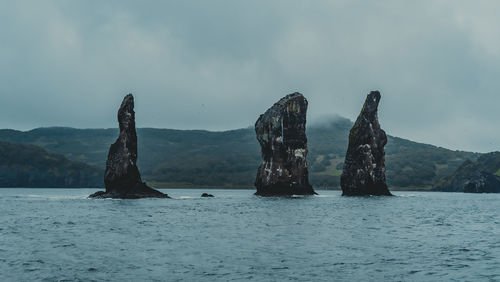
{"left": 0, "top": 1, "right": 499, "bottom": 152}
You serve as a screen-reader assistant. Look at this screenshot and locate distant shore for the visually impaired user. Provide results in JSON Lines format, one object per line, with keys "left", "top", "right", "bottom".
{"left": 0, "top": 186, "right": 434, "bottom": 191}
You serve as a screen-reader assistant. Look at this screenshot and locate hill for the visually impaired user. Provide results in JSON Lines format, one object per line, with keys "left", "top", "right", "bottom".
{"left": 0, "top": 141, "right": 103, "bottom": 188}
{"left": 0, "top": 117, "right": 479, "bottom": 189}
{"left": 433, "top": 152, "right": 500, "bottom": 192}
{"left": 305, "top": 118, "right": 479, "bottom": 189}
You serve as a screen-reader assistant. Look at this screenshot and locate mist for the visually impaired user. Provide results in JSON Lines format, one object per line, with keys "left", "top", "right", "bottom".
{"left": 0, "top": 1, "right": 499, "bottom": 152}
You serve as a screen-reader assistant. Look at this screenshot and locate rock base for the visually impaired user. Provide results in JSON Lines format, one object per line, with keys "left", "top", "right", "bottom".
{"left": 89, "top": 183, "right": 169, "bottom": 199}
{"left": 255, "top": 184, "right": 316, "bottom": 196}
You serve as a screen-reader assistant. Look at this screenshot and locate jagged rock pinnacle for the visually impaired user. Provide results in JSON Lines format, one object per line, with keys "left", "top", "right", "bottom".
{"left": 254, "top": 92, "right": 316, "bottom": 196}
{"left": 340, "top": 91, "right": 392, "bottom": 196}
{"left": 89, "top": 94, "right": 169, "bottom": 199}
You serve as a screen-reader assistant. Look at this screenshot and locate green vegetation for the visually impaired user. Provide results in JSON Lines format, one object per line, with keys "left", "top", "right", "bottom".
{"left": 433, "top": 152, "right": 500, "bottom": 192}
{"left": 0, "top": 117, "right": 480, "bottom": 189}
{"left": 0, "top": 141, "right": 103, "bottom": 187}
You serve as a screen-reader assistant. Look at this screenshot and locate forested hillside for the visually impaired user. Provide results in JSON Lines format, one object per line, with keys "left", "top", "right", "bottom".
{"left": 0, "top": 117, "right": 479, "bottom": 189}
{"left": 0, "top": 141, "right": 103, "bottom": 187}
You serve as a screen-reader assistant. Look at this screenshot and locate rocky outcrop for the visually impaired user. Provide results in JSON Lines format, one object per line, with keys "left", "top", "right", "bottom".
{"left": 340, "top": 91, "right": 392, "bottom": 196}
{"left": 433, "top": 152, "right": 500, "bottom": 193}
{"left": 89, "top": 94, "right": 169, "bottom": 199}
{"left": 463, "top": 172, "right": 500, "bottom": 193}
{"left": 254, "top": 92, "right": 316, "bottom": 196}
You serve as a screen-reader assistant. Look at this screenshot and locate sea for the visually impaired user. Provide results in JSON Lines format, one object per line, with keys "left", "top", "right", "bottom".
{"left": 0, "top": 189, "right": 498, "bottom": 282}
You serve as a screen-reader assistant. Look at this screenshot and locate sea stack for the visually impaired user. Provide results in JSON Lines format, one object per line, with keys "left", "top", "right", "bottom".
{"left": 89, "top": 94, "right": 169, "bottom": 199}
{"left": 254, "top": 92, "right": 316, "bottom": 196}
{"left": 340, "top": 91, "right": 392, "bottom": 196}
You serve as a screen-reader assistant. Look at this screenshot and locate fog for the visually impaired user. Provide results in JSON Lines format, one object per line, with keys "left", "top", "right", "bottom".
{"left": 0, "top": 1, "right": 499, "bottom": 152}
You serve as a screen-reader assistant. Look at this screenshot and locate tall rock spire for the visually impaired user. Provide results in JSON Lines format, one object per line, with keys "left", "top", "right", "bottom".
{"left": 340, "top": 91, "right": 392, "bottom": 196}
{"left": 90, "top": 94, "right": 169, "bottom": 198}
{"left": 254, "top": 92, "right": 316, "bottom": 196}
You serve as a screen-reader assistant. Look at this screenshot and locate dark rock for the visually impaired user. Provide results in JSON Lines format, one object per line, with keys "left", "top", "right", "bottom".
{"left": 89, "top": 94, "right": 169, "bottom": 199}
{"left": 201, "top": 193, "right": 214, "bottom": 197}
{"left": 433, "top": 152, "right": 500, "bottom": 193}
{"left": 340, "top": 91, "right": 392, "bottom": 196}
{"left": 254, "top": 92, "right": 316, "bottom": 196}
{"left": 463, "top": 171, "right": 500, "bottom": 193}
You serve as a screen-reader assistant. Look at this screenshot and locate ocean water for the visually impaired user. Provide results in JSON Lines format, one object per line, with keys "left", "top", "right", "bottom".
{"left": 0, "top": 189, "right": 498, "bottom": 282}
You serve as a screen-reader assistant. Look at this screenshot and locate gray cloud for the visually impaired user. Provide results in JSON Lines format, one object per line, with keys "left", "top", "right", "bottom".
{"left": 0, "top": 0, "right": 499, "bottom": 152}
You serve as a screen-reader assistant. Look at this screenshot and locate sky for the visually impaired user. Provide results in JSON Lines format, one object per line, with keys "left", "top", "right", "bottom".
{"left": 0, "top": 1, "right": 499, "bottom": 153}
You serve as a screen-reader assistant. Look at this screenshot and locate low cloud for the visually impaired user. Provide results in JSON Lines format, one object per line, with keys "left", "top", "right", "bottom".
{"left": 0, "top": 0, "right": 498, "bottom": 152}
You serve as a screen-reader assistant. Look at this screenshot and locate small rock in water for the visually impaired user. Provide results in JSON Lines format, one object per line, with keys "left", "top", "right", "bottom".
{"left": 201, "top": 193, "right": 214, "bottom": 198}
{"left": 340, "top": 91, "right": 392, "bottom": 196}
{"left": 254, "top": 92, "right": 316, "bottom": 196}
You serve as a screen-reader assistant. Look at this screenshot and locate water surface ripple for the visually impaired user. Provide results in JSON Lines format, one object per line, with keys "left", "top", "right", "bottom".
{"left": 0, "top": 189, "right": 498, "bottom": 281}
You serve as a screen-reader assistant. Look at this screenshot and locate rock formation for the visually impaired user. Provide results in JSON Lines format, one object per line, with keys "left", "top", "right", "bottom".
{"left": 340, "top": 91, "right": 392, "bottom": 196}
{"left": 89, "top": 94, "right": 169, "bottom": 199}
{"left": 201, "top": 193, "right": 214, "bottom": 198}
{"left": 433, "top": 152, "right": 500, "bottom": 193}
{"left": 254, "top": 92, "right": 316, "bottom": 196}
{"left": 463, "top": 172, "right": 500, "bottom": 193}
